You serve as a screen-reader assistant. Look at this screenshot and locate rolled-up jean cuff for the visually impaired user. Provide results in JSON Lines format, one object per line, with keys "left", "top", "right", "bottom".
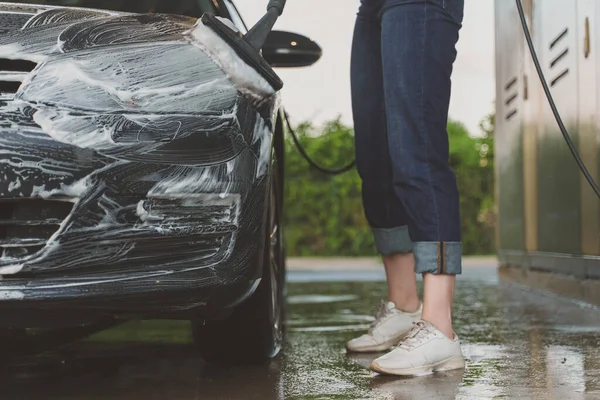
{"left": 413, "top": 241, "right": 462, "bottom": 275}
{"left": 372, "top": 226, "right": 413, "bottom": 255}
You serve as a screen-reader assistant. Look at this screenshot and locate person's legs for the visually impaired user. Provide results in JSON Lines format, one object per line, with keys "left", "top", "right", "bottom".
{"left": 381, "top": 0, "right": 463, "bottom": 337}
{"left": 346, "top": 0, "right": 422, "bottom": 353}
{"left": 370, "top": 0, "right": 465, "bottom": 375}
{"left": 351, "top": 0, "right": 420, "bottom": 308}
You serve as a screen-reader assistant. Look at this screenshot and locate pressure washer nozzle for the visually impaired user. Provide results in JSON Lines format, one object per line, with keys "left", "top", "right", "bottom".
{"left": 267, "top": 0, "right": 286, "bottom": 15}
{"left": 243, "top": 0, "right": 287, "bottom": 51}
{"left": 244, "top": 9, "right": 279, "bottom": 52}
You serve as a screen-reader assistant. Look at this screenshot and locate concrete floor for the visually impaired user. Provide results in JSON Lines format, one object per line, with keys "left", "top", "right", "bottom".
{"left": 1, "top": 258, "right": 599, "bottom": 399}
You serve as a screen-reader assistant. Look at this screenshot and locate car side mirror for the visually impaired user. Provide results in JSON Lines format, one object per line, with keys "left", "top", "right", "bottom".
{"left": 261, "top": 30, "right": 322, "bottom": 68}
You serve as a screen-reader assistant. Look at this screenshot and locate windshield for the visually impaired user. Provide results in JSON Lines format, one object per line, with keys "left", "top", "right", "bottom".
{"left": 1, "top": 0, "right": 218, "bottom": 17}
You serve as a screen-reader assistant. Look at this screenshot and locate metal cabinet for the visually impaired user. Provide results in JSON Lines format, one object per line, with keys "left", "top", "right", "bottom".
{"left": 496, "top": 0, "right": 600, "bottom": 272}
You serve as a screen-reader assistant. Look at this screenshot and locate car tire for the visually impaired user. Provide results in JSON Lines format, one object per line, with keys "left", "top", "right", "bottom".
{"left": 192, "top": 153, "right": 285, "bottom": 365}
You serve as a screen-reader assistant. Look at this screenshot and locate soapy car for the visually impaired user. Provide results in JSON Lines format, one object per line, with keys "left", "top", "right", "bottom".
{"left": 0, "top": 0, "right": 321, "bottom": 362}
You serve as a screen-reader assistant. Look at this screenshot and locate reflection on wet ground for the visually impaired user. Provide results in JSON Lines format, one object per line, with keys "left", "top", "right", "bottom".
{"left": 1, "top": 264, "right": 600, "bottom": 399}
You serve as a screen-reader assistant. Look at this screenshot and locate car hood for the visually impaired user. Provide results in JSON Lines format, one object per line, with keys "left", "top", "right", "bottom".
{"left": 0, "top": 4, "right": 196, "bottom": 57}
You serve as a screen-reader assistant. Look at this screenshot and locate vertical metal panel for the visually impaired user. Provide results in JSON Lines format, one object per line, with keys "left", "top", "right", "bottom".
{"left": 523, "top": 0, "right": 540, "bottom": 252}
{"left": 495, "top": 0, "right": 526, "bottom": 251}
{"left": 535, "top": 0, "right": 582, "bottom": 254}
{"left": 578, "top": 0, "right": 600, "bottom": 255}
{"left": 494, "top": 0, "right": 501, "bottom": 253}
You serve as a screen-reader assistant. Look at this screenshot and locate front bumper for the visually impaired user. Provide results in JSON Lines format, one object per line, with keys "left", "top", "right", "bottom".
{"left": 0, "top": 106, "right": 274, "bottom": 314}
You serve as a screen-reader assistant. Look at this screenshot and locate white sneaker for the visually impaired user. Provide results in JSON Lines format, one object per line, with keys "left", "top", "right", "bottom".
{"left": 346, "top": 301, "right": 422, "bottom": 353}
{"left": 370, "top": 320, "right": 465, "bottom": 376}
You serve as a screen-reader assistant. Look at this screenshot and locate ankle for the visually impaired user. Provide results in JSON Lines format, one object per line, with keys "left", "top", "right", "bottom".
{"left": 422, "top": 316, "right": 454, "bottom": 339}
{"left": 390, "top": 297, "right": 421, "bottom": 313}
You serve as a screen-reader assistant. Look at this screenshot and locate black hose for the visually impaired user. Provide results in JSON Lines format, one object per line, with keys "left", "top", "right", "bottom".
{"left": 284, "top": 111, "right": 356, "bottom": 175}
{"left": 516, "top": 0, "right": 600, "bottom": 198}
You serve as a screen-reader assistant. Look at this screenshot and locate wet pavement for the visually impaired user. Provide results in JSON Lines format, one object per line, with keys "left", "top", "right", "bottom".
{"left": 1, "top": 260, "right": 600, "bottom": 399}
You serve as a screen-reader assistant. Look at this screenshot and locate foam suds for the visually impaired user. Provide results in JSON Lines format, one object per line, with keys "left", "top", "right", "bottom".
{"left": 0, "top": 264, "right": 25, "bottom": 276}
{"left": 30, "top": 177, "right": 90, "bottom": 200}
{"left": 136, "top": 200, "right": 150, "bottom": 222}
{"left": 0, "top": 44, "right": 47, "bottom": 63}
{"left": 0, "top": 290, "right": 25, "bottom": 300}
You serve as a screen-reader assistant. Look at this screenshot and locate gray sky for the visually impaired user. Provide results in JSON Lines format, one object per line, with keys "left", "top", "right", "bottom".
{"left": 235, "top": 0, "right": 495, "bottom": 136}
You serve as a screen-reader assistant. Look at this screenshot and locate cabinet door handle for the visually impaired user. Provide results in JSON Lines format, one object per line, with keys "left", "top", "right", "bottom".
{"left": 584, "top": 17, "right": 591, "bottom": 58}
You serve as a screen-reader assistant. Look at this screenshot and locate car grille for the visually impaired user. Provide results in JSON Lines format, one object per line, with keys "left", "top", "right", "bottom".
{"left": 0, "top": 199, "right": 74, "bottom": 261}
{"left": 0, "top": 58, "right": 37, "bottom": 98}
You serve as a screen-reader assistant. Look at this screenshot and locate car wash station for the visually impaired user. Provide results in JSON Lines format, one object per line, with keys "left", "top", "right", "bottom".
{"left": 495, "top": 0, "right": 600, "bottom": 307}
{"left": 0, "top": 0, "right": 599, "bottom": 398}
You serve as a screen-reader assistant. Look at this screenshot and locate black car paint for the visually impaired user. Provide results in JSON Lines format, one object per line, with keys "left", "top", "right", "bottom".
{"left": 0, "top": 3, "right": 285, "bottom": 318}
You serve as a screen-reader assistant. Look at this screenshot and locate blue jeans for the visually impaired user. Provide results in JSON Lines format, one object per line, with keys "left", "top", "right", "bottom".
{"left": 350, "top": 0, "right": 464, "bottom": 275}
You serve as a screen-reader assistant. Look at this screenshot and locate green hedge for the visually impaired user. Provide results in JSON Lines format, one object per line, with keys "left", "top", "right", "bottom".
{"left": 283, "top": 115, "right": 496, "bottom": 257}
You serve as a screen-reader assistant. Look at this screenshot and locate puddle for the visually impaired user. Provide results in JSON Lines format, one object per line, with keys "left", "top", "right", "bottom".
{"left": 290, "top": 324, "right": 369, "bottom": 333}
{"left": 287, "top": 294, "right": 359, "bottom": 304}
{"left": 549, "top": 325, "right": 600, "bottom": 334}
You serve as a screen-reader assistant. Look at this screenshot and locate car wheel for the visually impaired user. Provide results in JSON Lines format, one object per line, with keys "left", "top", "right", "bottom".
{"left": 192, "top": 155, "right": 285, "bottom": 364}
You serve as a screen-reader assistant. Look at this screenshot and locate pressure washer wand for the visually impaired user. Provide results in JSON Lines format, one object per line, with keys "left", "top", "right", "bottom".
{"left": 244, "top": 0, "right": 287, "bottom": 51}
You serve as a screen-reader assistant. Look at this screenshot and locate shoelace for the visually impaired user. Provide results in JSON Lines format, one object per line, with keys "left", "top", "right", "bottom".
{"left": 367, "top": 301, "right": 394, "bottom": 334}
{"left": 398, "top": 321, "right": 433, "bottom": 350}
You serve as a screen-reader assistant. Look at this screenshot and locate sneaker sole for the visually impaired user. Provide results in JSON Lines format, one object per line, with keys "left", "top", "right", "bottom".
{"left": 345, "top": 332, "right": 408, "bottom": 353}
{"left": 370, "top": 355, "right": 466, "bottom": 376}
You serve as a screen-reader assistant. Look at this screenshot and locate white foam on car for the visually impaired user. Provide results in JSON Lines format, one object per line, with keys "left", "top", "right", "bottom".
{"left": 0, "top": 13, "right": 275, "bottom": 278}
{"left": 186, "top": 17, "right": 276, "bottom": 104}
